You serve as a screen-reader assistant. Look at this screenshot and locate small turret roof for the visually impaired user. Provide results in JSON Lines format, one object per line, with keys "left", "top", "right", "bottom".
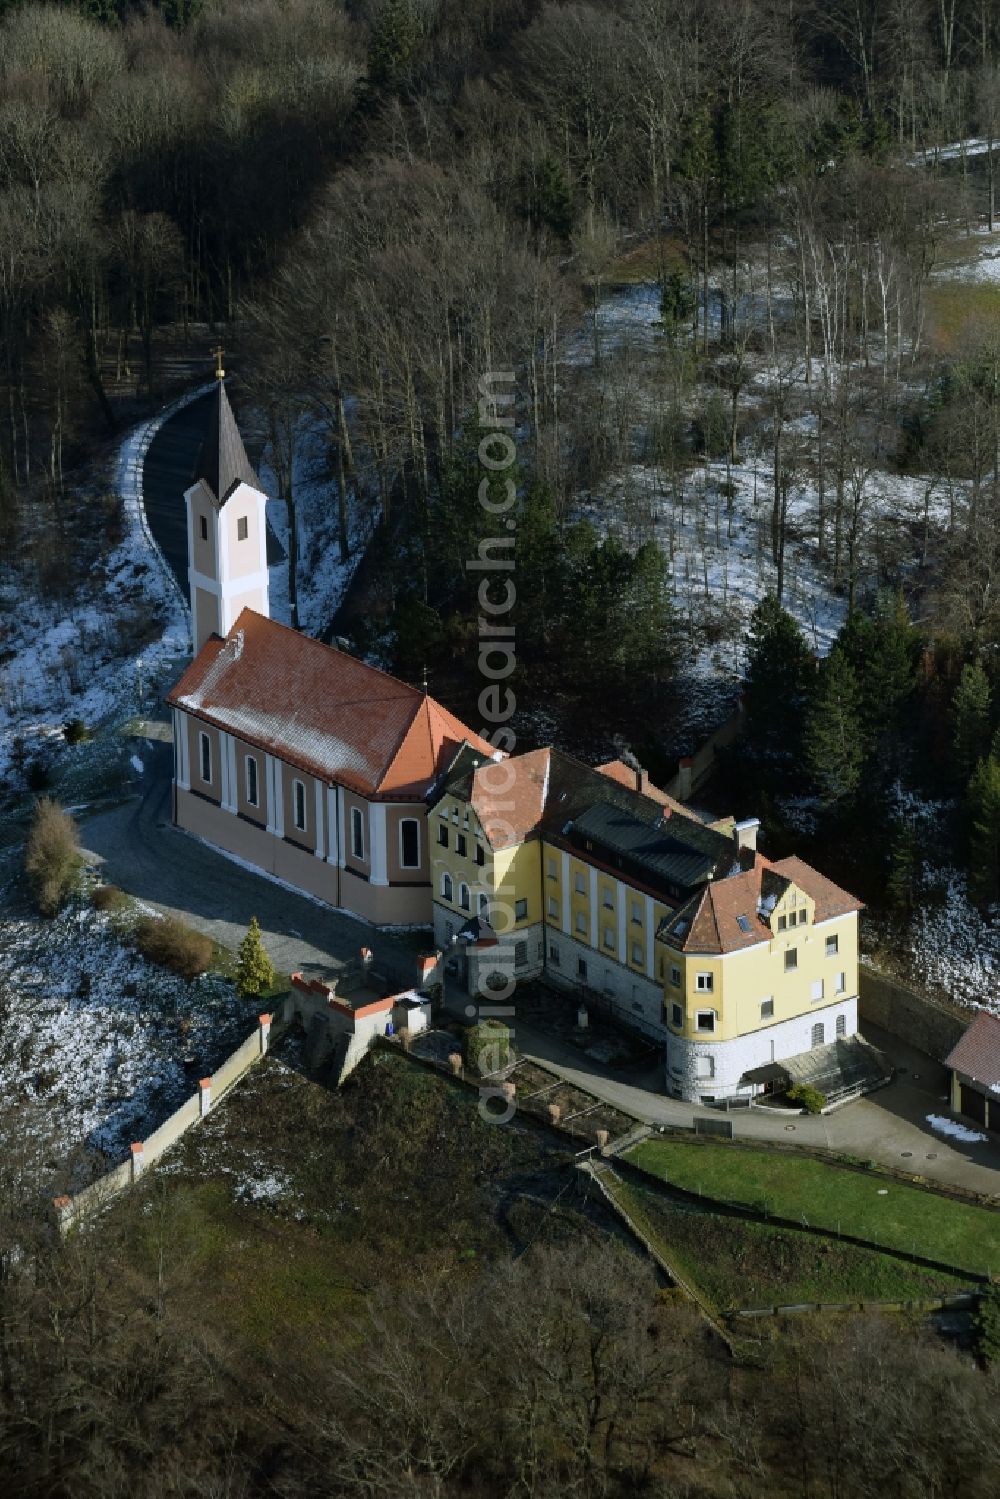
{"left": 194, "top": 380, "right": 262, "bottom": 504}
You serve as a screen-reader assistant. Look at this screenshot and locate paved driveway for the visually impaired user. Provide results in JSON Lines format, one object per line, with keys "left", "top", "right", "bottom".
{"left": 79, "top": 741, "right": 422, "bottom": 984}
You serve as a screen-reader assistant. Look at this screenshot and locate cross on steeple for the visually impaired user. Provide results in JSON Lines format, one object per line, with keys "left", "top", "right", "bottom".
{"left": 213, "top": 345, "right": 225, "bottom": 380}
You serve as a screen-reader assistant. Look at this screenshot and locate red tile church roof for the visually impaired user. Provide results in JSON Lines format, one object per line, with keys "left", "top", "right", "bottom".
{"left": 167, "top": 609, "right": 495, "bottom": 799}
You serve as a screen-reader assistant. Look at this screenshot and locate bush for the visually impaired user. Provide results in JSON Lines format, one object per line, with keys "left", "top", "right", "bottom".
{"left": 788, "top": 1083, "right": 826, "bottom": 1115}
{"left": 464, "top": 1018, "right": 512, "bottom": 1077}
{"left": 91, "top": 883, "right": 128, "bottom": 914}
{"left": 975, "top": 1285, "right": 1000, "bottom": 1366}
{"left": 134, "top": 915, "right": 213, "bottom": 981}
{"left": 25, "top": 798, "right": 82, "bottom": 915}
{"left": 63, "top": 717, "right": 90, "bottom": 744}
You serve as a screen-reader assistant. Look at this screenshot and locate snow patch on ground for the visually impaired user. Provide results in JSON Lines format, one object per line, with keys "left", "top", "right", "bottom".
{"left": 0, "top": 898, "right": 258, "bottom": 1174}
{"left": 258, "top": 415, "right": 378, "bottom": 637}
{"left": 925, "top": 1114, "right": 988, "bottom": 1144}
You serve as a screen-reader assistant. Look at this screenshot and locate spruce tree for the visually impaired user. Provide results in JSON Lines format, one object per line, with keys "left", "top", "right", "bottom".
{"left": 953, "top": 659, "right": 992, "bottom": 783}
{"left": 886, "top": 820, "right": 920, "bottom": 914}
{"left": 743, "top": 595, "right": 812, "bottom": 777}
{"left": 235, "top": 916, "right": 275, "bottom": 999}
{"left": 804, "top": 648, "right": 865, "bottom": 808}
{"left": 968, "top": 757, "right": 1000, "bottom": 907}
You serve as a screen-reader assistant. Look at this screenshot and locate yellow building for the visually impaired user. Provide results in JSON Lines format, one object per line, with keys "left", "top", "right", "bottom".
{"left": 431, "top": 745, "right": 868, "bottom": 1104}
{"left": 657, "top": 857, "right": 863, "bottom": 1102}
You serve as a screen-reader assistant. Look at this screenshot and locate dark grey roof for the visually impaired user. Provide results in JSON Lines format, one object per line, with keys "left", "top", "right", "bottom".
{"left": 571, "top": 800, "right": 731, "bottom": 889}
{"left": 194, "top": 380, "right": 262, "bottom": 504}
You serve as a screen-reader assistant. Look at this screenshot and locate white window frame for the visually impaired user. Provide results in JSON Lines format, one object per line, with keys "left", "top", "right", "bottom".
{"left": 696, "top": 1055, "right": 715, "bottom": 1079}
{"left": 631, "top": 900, "right": 642, "bottom": 925}
{"left": 441, "top": 873, "right": 453, "bottom": 901}
{"left": 547, "top": 858, "right": 557, "bottom": 880}
{"left": 631, "top": 942, "right": 643, "bottom": 965}
{"left": 811, "top": 978, "right": 824, "bottom": 1003}
{"left": 514, "top": 897, "right": 528, "bottom": 921}
{"left": 695, "top": 972, "right": 714, "bottom": 992}
{"left": 575, "top": 872, "right": 586, "bottom": 894}
{"left": 245, "top": 755, "right": 258, "bottom": 807}
{"left": 199, "top": 731, "right": 211, "bottom": 784}
{"left": 696, "top": 1009, "right": 716, "bottom": 1033}
{"left": 399, "top": 817, "right": 421, "bottom": 870}
{"left": 459, "top": 882, "right": 471, "bottom": 912}
{"left": 547, "top": 896, "right": 559, "bottom": 918}
{"left": 826, "top": 934, "right": 839, "bottom": 957}
{"left": 292, "top": 779, "right": 307, "bottom": 832}
{"left": 350, "top": 806, "right": 365, "bottom": 860}
{"left": 835, "top": 970, "right": 847, "bottom": 994}
{"left": 575, "top": 911, "right": 587, "bottom": 933}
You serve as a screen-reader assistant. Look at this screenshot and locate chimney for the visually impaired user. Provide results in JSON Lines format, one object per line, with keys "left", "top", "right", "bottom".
{"left": 734, "top": 817, "right": 761, "bottom": 853}
{"left": 635, "top": 766, "right": 650, "bottom": 795}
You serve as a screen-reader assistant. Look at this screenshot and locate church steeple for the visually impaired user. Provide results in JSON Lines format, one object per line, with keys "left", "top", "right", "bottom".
{"left": 184, "top": 369, "right": 270, "bottom": 654}
{"left": 194, "top": 377, "right": 262, "bottom": 506}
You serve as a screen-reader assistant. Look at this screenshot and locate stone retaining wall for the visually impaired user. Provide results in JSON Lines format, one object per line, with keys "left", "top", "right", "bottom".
{"left": 859, "top": 963, "right": 969, "bottom": 1061}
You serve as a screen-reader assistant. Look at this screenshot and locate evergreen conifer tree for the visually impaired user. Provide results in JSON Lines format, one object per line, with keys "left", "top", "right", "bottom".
{"left": 886, "top": 819, "right": 920, "bottom": 914}
{"left": 804, "top": 648, "right": 865, "bottom": 808}
{"left": 235, "top": 916, "right": 275, "bottom": 999}
{"left": 968, "top": 756, "right": 1000, "bottom": 907}
{"left": 743, "top": 595, "right": 812, "bottom": 776}
{"left": 953, "top": 659, "right": 992, "bottom": 783}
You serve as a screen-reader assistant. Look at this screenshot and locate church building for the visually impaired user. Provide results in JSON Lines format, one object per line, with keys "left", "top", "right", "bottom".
{"left": 165, "top": 376, "right": 875, "bottom": 1105}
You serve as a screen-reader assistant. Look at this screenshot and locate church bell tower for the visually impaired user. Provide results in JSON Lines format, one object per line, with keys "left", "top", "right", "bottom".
{"left": 185, "top": 354, "right": 271, "bottom": 654}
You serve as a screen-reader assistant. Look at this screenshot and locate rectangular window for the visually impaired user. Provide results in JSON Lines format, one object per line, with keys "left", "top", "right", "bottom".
{"left": 514, "top": 940, "right": 528, "bottom": 968}
{"left": 670, "top": 965, "right": 681, "bottom": 988}
{"left": 784, "top": 949, "right": 798, "bottom": 971}
{"left": 631, "top": 942, "right": 643, "bottom": 965}
{"left": 199, "top": 514, "right": 208, "bottom": 541}
{"left": 456, "top": 833, "right": 467, "bottom": 857}
{"left": 350, "top": 806, "right": 365, "bottom": 860}
{"left": 826, "top": 934, "right": 839, "bottom": 957}
{"left": 836, "top": 1014, "right": 847, "bottom": 1037}
{"left": 671, "top": 1002, "right": 683, "bottom": 1028}
{"left": 577, "top": 958, "right": 588, "bottom": 979}
{"left": 549, "top": 944, "right": 560, "bottom": 965}
{"left": 798, "top": 908, "right": 808, "bottom": 926}
{"left": 575, "top": 872, "right": 586, "bottom": 895}
{"left": 603, "top": 928, "right": 614, "bottom": 950}
{"left": 631, "top": 900, "right": 642, "bottom": 925}
{"left": 400, "top": 818, "right": 420, "bottom": 869}
{"left": 811, "top": 979, "right": 824, "bottom": 1002}
{"left": 293, "top": 779, "right": 306, "bottom": 832}
{"left": 811, "top": 1022, "right": 825, "bottom": 1048}
{"left": 777, "top": 914, "right": 787, "bottom": 931}
{"left": 696, "top": 1055, "right": 715, "bottom": 1079}
{"left": 237, "top": 516, "right": 248, "bottom": 541}
{"left": 835, "top": 971, "right": 847, "bottom": 994}
{"left": 760, "top": 997, "right": 774, "bottom": 1019}
{"left": 245, "top": 755, "right": 258, "bottom": 807}
{"left": 575, "top": 911, "right": 587, "bottom": 934}
{"left": 695, "top": 972, "right": 714, "bottom": 992}
{"left": 514, "top": 898, "right": 528, "bottom": 921}
{"left": 602, "top": 887, "right": 614, "bottom": 910}
{"left": 199, "top": 731, "right": 211, "bottom": 784}
{"left": 547, "top": 858, "right": 557, "bottom": 880}
{"left": 437, "top": 823, "right": 448, "bottom": 847}
{"left": 476, "top": 843, "right": 485, "bottom": 866}
{"left": 696, "top": 1010, "right": 716, "bottom": 1033}
{"left": 547, "top": 896, "right": 558, "bottom": 918}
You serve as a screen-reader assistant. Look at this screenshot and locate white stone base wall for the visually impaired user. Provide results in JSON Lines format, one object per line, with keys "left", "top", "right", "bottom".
{"left": 665, "top": 996, "right": 859, "bottom": 1102}
{"left": 467, "top": 921, "right": 545, "bottom": 998}
{"left": 543, "top": 928, "right": 665, "bottom": 1036}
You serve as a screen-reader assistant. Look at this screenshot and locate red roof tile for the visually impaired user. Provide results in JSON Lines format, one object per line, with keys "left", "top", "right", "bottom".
{"left": 661, "top": 853, "right": 862, "bottom": 954}
{"left": 596, "top": 759, "right": 701, "bottom": 822}
{"left": 166, "top": 609, "right": 494, "bottom": 799}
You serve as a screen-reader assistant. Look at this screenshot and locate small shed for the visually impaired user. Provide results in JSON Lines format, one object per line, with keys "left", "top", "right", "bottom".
{"left": 944, "top": 1011, "right": 1000, "bottom": 1129}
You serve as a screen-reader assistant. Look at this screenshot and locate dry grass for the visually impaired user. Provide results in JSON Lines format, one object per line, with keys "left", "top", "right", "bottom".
{"left": 924, "top": 280, "right": 1000, "bottom": 355}
{"left": 24, "top": 798, "right": 82, "bottom": 916}
{"left": 133, "top": 914, "right": 213, "bottom": 981}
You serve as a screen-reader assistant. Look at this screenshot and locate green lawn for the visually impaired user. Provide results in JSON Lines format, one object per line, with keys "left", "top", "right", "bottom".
{"left": 628, "top": 1139, "right": 1000, "bottom": 1276}
{"left": 609, "top": 1178, "right": 969, "bottom": 1311}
